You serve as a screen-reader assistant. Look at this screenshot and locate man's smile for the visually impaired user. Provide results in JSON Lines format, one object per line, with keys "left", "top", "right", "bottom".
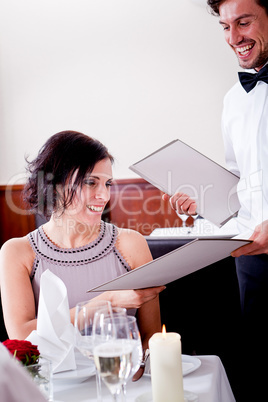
{"left": 236, "top": 43, "right": 254, "bottom": 56}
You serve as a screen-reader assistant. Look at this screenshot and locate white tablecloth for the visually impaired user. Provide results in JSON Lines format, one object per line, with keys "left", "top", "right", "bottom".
{"left": 53, "top": 355, "right": 235, "bottom": 402}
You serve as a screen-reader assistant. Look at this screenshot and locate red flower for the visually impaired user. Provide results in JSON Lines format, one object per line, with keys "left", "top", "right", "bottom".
{"left": 3, "top": 339, "right": 40, "bottom": 366}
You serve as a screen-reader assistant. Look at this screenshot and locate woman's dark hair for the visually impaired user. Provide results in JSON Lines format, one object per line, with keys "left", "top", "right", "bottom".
{"left": 23, "top": 130, "right": 114, "bottom": 217}
{"left": 207, "top": 0, "right": 268, "bottom": 16}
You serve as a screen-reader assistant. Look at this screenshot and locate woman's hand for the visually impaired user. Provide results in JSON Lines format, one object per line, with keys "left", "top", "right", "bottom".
{"left": 162, "top": 192, "right": 197, "bottom": 215}
{"left": 105, "top": 286, "right": 166, "bottom": 310}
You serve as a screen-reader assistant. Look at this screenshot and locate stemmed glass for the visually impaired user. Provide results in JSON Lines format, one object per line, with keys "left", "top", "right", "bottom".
{"left": 74, "top": 299, "right": 112, "bottom": 358}
{"left": 177, "top": 211, "right": 199, "bottom": 234}
{"left": 176, "top": 211, "right": 190, "bottom": 233}
{"left": 185, "top": 213, "right": 200, "bottom": 235}
{"left": 122, "top": 316, "right": 143, "bottom": 396}
{"left": 191, "top": 213, "right": 199, "bottom": 223}
{"left": 74, "top": 299, "right": 112, "bottom": 401}
{"left": 92, "top": 307, "right": 134, "bottom": 401}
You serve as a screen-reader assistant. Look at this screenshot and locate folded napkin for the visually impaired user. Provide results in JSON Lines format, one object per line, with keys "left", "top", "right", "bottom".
{"left": 27, "top": 269, "right": 76, "bottom": 373}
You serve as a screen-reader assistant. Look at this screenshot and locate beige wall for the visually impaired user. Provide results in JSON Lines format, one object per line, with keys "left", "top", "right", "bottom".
{"left": 0, "top": 0, "right": 239, "bottom": 185}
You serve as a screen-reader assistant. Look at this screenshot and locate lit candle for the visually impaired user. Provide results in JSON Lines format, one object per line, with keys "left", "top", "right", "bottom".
{"left": 149, "top": 325, "right": 184, "bottom": 402}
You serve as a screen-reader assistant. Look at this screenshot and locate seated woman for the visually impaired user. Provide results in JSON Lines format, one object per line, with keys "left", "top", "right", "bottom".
{"left": 0, "top": 131, "right": 164, "bottom": 348}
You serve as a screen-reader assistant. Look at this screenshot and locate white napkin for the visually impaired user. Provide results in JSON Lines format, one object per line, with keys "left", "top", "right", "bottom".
{"left": 27, "top": 269, "right": 76, "bottom": 374}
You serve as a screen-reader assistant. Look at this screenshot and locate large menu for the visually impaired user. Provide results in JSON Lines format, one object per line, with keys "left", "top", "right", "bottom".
{"left": 129, "top": 139, "right": 240, "bottom": 227}
{"left": 88, "top": 238, "right": 249, "bottom": 291}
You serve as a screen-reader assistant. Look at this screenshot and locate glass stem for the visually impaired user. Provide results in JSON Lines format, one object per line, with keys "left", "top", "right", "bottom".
{"left": 95, "top": 371, "right": 102, "bottom": 402}
{"left": 112, "top": 393, "right": 120, "bottom": 402}
{"left": 113, "top": 387, "right": 126, "bottom": 402}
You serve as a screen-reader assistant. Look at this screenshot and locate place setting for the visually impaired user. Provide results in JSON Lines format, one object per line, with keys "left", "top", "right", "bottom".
{"left": 22, "top": 269, "right": 236, "bottom": 402}
{"left": 72, "top": 300, "right": 199, "bottom": 402}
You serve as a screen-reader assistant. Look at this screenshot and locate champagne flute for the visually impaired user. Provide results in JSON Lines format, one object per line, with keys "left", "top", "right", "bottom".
{"left": 122, "top": 316, "right": 143, "bottom": 396}
{"left": 93, "top": 308, "right": 133, "bottom": 401}
{"left": 74, "top": 299, "right": 112, "bottom": 401}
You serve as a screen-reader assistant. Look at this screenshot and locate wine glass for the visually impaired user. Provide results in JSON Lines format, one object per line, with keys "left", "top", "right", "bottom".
{"left": 92, "top": 306, "right": 127, "bottom": 343}
{"left": 74, "top": 299, "right": 112, "bottom": 358}
{"left": 92, "top": 308, "right": 134, "bottom": 401}
{"left": 176, "top": 211, "right": 190, "bottom": 233}
{"left": 191, "top": 213, "right": 199, "bottom": 223}
{"left": 176, "top": 210, "right": 199, "bottom": 235}
{"left": 122, "top": 316, "right": 143, "bottom": 396}
{"left": 74, "top": 299, "right": 112, "bottom": 401}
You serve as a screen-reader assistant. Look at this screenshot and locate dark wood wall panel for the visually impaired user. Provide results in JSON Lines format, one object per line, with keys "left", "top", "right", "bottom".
{"left": 0, "top": 179, "right": 192, "bottom": 244}
{"left": 0, "top": 185, "right": 35, "bottom": 246}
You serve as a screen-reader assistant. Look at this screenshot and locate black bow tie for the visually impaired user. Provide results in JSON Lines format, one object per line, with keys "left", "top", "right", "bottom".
{"left": 238, "top": 65, "right": 268, "bottom": 93}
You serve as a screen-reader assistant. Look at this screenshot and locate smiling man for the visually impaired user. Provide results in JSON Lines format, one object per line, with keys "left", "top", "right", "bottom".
{"left": 218, "top": 0, "right": 268, "bottom": 70}
{"left": 207, "top": 0, "right": 268, "bottom": 401}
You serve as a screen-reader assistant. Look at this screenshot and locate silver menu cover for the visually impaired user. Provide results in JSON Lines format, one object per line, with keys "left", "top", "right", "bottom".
{"left": 129, "top": 139, "right": 240, "bottom": 227}
{"left": 88, "top": 238, "right": 249, "bottom": 291}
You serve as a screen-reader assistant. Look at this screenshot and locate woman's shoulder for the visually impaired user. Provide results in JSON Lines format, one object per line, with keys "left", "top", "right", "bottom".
{"left": 0, "top": 236, "right": 34, "bottom": 263}
{"left": 116, "top": 227, "right": 152, "bottom": 268}
{"left": 0, "top": 236, "right": 35, "bottom": 277}
{"left": 117, "top": 227, "right": 146, "bottom": 244}
{"left": 1, "top": 236, "right": 30, "bottom": 251}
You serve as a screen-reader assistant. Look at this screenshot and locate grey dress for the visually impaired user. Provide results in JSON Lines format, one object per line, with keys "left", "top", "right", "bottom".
{"left": 28, "top": 221, "right": 131, "bottom": 312}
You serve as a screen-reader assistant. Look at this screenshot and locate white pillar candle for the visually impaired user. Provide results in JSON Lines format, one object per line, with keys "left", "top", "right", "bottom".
{"left": 149, "top": 326, "right": 184, "bottom": 402}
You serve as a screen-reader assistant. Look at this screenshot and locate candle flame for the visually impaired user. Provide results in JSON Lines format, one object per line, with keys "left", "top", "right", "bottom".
{"left": 162, "top": 324, "right": 166, "bottom": 338}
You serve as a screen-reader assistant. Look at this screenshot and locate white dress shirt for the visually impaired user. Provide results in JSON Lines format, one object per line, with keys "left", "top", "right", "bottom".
{"left": 222, "top": 73, "right": 268, "bottom": 235}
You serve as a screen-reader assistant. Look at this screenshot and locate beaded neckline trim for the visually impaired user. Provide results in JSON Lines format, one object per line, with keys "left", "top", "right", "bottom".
{"left": 28, "top": 221, "right": 117, "bottom": 266}
{"left": 38, "top": 220, "right": 106, "bottom": 253}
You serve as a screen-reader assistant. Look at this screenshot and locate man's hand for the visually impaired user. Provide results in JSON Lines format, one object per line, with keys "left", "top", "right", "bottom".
{"left": 231, "top": 220, "right": 268, "bottom": 257}
{"left": 162, "top": 192, "right": 197, "bottom": 216}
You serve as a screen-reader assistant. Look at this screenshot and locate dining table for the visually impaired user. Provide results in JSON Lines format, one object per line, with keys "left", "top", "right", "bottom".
{"left": 53, "top": 354, "right": 236, "bottom": 402}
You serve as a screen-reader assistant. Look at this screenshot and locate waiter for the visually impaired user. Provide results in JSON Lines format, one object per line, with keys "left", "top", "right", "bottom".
{"left": 164, "top": 1, "right": 268, "bottom": 400}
